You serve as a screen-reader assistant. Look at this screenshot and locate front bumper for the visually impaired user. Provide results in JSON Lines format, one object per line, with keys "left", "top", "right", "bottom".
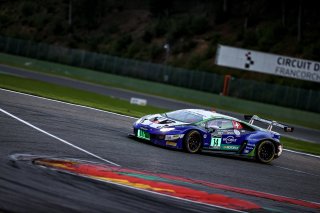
{"left": 132, "top": 124, "right": 184, "bottom": 149}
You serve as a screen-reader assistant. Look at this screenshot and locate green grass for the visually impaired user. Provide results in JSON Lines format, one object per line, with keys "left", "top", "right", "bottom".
{"left": 281, "top": 137, "right": 320, "bottom": 156}
{"left": 1, "top": 72, "right": 319, "bottom": 156}
{"left": 0, "top": 73, "right": 166, "bottom": 118}
{"left": 0, "top": 52, "right": 320, "bottom": 130}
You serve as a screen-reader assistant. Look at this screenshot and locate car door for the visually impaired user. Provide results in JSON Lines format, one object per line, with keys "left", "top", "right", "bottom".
{"left": 207, "top": 119, "right": 245, "bottom": 151}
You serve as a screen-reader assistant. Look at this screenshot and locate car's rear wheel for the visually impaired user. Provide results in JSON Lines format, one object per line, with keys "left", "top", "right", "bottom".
{"left": 256, "top": 141, "right": 275, "bottom": 163}
{"left": 183, "top": 130, "right": 202, "bottom": 153}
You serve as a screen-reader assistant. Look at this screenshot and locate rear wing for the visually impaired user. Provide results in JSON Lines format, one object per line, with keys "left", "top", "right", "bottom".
{"left": 244, "top": 115, "right": 294, "bottom": 132}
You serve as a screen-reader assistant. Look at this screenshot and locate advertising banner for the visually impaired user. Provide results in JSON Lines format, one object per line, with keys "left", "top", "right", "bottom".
{"left": 215, "top": 44, "right": 320, "bottom": 83}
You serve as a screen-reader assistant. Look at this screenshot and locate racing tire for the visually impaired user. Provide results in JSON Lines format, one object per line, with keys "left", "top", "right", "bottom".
{"left": 183, "top": 130, "right": 202, "bottom": 153}
{"left": 256, "top": 141, "right": 275, "bottom": 163}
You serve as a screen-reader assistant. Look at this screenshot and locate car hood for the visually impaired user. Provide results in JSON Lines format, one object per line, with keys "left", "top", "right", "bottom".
{"left": 139, "top": 114, "right": 188, "bottom": 128}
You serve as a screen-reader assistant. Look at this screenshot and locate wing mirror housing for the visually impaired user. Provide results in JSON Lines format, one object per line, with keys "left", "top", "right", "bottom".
{"left": 205, "top": 124, "right": 220, "bottom": 133}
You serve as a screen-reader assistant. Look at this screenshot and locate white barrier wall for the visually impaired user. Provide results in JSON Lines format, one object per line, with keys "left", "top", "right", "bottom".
{"left": 215, "top": 44, "right": 320, "bottom": 83}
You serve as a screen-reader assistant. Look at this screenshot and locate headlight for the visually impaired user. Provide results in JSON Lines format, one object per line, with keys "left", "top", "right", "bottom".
{"left": 160, "top": 127, "right": 175, "bottom": 132}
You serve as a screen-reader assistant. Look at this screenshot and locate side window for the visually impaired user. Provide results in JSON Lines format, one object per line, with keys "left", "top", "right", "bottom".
{"left": 207, "top": 119, "right": 233, "bottom": 130}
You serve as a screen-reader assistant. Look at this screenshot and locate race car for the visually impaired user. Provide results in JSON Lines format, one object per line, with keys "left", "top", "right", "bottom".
{"left": 129, "top": 109, "right": 294, "bottom": 163}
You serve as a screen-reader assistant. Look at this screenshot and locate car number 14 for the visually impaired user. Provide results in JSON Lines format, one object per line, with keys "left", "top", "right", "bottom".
{"left": 210, "top": 137, "right": 221, "bottom": 148}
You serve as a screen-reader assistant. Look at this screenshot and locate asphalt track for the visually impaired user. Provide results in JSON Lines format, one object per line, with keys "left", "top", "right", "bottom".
{"left": 0, "top": 64, "right": 319, "bottom": 143}
{"left": 0, "top": 89, "right": 320, "bottom": 212}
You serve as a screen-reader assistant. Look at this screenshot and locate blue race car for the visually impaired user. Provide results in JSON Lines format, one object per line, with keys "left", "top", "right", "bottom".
{"left": 130, "top": 109, "right": 294, "bottom": 163}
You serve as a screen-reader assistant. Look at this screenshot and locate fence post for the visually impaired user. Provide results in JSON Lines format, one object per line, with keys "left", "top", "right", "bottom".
{"left": 222, "top": 75, "right": 232, "bottom": 96}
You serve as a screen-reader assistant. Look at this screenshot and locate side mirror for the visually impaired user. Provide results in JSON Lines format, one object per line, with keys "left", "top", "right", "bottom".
{"left": 205, "top": 124, "right": 220, "bottom": 133}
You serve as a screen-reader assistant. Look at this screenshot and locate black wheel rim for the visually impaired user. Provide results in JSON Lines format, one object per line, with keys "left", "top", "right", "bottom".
{"left": 188, "top": 133, "right": 200, "bottom": 151}
{"left": 259, "top": 143, "right": 274, "bottom": 161}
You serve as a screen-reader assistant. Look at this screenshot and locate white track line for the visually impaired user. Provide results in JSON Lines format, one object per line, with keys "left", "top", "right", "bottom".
{"left": 0, "top": 90, "right": 246, "bottom": 213}
{"left": 275, "top": 165, "right": 320, "bottom": 177}
{"left": 0, "top": 107, "right": 120, "bottom": 167}
{"left": 1, "top": 88, "right": 320, "bottom": 159}
{"left": 283, "top": 149, "right": 320, "bottom": 159}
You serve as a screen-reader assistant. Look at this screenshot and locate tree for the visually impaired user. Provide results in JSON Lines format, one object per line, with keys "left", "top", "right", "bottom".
{"left": 281, "top": 0, "right": 286, "bottom": 27}
{"left": 297, "top": 0, "right": 302, "bottom": 42}
{"left": 148, "top": 0, "right": 172, "bottom": 17}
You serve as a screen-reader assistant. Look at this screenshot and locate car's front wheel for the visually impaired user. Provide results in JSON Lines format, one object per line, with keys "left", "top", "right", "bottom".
{"left": 183, "top": 130, "right": 202, "bottom": 153}
{"left": 256, "top": 141, "right": 275, "bottom": 163}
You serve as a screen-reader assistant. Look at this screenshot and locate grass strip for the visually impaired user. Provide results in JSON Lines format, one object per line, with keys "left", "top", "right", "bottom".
{"left": 281, "top": 137, "right": 320, "bottom": 156}
{"left": 0, "top": 73, "right": 166, "bottom": 118}
{"left": 0, "top": 73, "right": 319, "bottom": 156}
{"left": 0, "top": 52, "right": 319, "bottom": 129}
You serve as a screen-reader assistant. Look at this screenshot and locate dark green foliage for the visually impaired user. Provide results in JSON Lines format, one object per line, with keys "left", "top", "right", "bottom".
{"left": 151, "top": 19, "right": 169, "bottom": 37}
{"left": 165, "top": 15, "right": 209, "bottom": 43}
{"left": 205, "top": 40, "right": 217, "bottom": 59}
{"left": 243, "top": 30, "right": 258, "bottom": 47}
{"left": 142, "top": 30, "right": 153, "bottom": 43}
{"left": 148, "top": 0, "right": 172, "bottom": 17}
{"left": 73, "top": 0, "right": 107, "bottom": 29}
{"left": 21, "top": 1, "right": 36, "bottom": 16}
{"left": 257, "top": 22, "right": 287, "bottom": 51}
{"left": 187, "top": 54, "right": 205, "bottom": 69}
{"left": 166, "top": 18, "right": 189, "bottom": 41}
{"left": 0, "top": 14, "right": 10, "bottom": 27}
{"left": 189, "top": 16, "right": 209, "bottom": 35}
{"left": 0, "top": 0, "right": 319, "bottom": 88}
{"left": 149, "top": 44, "right": 163, "bottom": 60}
{"left": 171, "top": 39, "right": 196, "bottom": 54}
{"left": 104, "top": 25, "right": 120, "bottom": 34}
{"left": 112, "top": 35, "right": 133, "bottom": 55}
{"left": 126, "top": 42, "right": 143, "bottom": 58}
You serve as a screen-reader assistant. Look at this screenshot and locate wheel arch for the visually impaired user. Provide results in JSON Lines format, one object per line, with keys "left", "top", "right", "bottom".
{"left": 182, "top": 127, "right": 205, "bottom": 142}
{"left": 255, "top": 138, "right": 281, "bottom": 154}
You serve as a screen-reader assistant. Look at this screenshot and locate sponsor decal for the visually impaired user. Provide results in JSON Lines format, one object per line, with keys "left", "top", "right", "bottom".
{"left": 203, "top": 134, "right": 207, "bottom": 139}
{"left": 222, "top": 145, "right": 240, "bottom": 150}
{"left": 140, "top": 127, "right": 148, "bottom": 131}
{"left": 166, "top": 141, "right": 177, "bottom": 146}
{"left": 245, "top": 52, "right": 255, "bottom": 69}
{"left": 234, "top": 130, "right": 241, "bottom": 136}
{"left": 213, "top": 130, "right": 232, "bottom": 137}
{"left": 165, "top": 134, "right": 181, "bottom": 140}
{"left": 223, "top": 136, "right": 237, "bottom": 144}
{"left": 215, "top": 130, "right": 224, "bottom": 136}
{"left": 216, "top": 44, "right": 320, "bottom": 83}
{"left": 232, "top": 121, "right": 243, "bottom": 129}
{"left": 137, "top": 129, "right": 150, "bottom": 140}
{"left": 224, "top": 130, "right": 234, "bottom": 135}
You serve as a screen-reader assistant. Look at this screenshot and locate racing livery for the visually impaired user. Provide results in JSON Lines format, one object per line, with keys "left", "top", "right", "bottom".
{"left": 130, "top": 109, "right": 294, "bottom": 163}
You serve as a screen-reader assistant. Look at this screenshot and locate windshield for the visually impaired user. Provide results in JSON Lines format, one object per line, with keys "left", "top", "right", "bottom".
{"left": 163, "top": 110, "right": 204, "bottom": 123}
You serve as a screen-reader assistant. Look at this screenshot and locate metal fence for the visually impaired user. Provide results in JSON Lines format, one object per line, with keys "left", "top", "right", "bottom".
{"left": 0, "top": 36, "right": 319, "bottom": 112}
